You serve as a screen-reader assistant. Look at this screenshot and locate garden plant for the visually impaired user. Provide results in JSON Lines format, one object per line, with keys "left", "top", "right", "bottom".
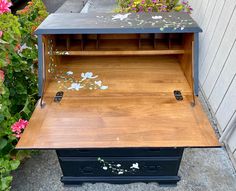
{"left": 116, "top": 0, "right": 192, "bottom": 13}
{"left": 0, "top": 0, "right": 48, "bottom": 190}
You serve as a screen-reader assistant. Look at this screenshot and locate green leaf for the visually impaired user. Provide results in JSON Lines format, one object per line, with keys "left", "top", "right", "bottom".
{"left": 15, "top": 150, "right": 31, "bottom": 160}
{"left": 0, "top": 114, "right": 4, "bottom": 123}
{"left": 0, "top": 3, "right": 48, "bottom": 189}
{"left": 0, "top": 138, "right": 8, "bottom": 150}
{"left": 0, "top": 176, "right": 12, "bottom": 191}
{"left": 174, "top": 4, "right": 184, "bottom": 12}
{"left": 10, "top": 160, "right": 20, "bottom": 170}
{"left": 0, "top": 39, "right": 8, "bottom": 44}
{"left": 21, "top": 98, "right": 31, "bottom": 117}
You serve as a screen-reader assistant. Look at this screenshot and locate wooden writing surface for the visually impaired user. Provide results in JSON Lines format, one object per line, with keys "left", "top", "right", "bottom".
{"left": 16, "top": 56, "right": 219, "bottom": 149}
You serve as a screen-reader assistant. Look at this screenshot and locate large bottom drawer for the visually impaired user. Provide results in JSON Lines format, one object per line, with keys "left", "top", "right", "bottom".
{"left": 58, "top": 156, "right": 181, "bottom": 177}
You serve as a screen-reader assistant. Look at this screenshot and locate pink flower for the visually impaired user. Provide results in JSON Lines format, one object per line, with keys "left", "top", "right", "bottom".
{"left": 139, "top": 5, "right": 144, "bottom": 12}
{"left": 11, "top": 119, "right": 29, "bottom": 138}
{"left": 0, "top": 0, "right": 12, "bottom": 14}
{"left": 0, "top": 70, "right": 4, "bottom": 81}
{"left": 147, "top": 7, "right": 153, "bottom": 12}
{"left": 0, "top": 31, "right": 3, "bottom": 38}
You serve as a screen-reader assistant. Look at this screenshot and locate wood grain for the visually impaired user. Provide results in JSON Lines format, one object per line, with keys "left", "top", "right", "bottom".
{"left": 179, "top": 33, "right": 194, "bottom": 93}
{"left": 16, "top": 55, "right": 219, "bottom": 149}
{"left": 44, "top": 56, "right": 192, "bottom": 97}
{"left": 53, "top": 50, "right": 185, "bottom": 56}
{"left": 16, "top": 96, "right": 219, "bottom": 149}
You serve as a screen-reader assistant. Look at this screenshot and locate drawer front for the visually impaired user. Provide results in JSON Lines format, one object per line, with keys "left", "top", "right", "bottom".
{"left": 58, "top": 157, "right": 181, "bottom": 177}
{"left": 56, "top": 148, "right": 183, "bottom": 157}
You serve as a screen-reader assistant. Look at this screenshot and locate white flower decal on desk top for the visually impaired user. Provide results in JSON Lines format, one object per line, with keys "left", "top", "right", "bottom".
{"left": 112, "top": 13, "right": 131, "bottom": 21}
{"left": 100, "top": 85, "right": 108, "bottom": 90}
{"left": 66, "top": 71, "right": 73, "bottom": 75}
{"left": 53, "top": 70, "right": 109, "bottom": 91}
{"left": 68, "top": 83, "right": 83, "bottom": 91}
{"left": 108, "top": 13, "right": 194, "bottom": 32}
{"left": 81, "top": 72, "right": 98, "bottom": 81}
{"left": 94, "top": 80, "right": 108, "bottom": 90}
{"left": 47, "top": 40, "right": 108, "bottom": 92}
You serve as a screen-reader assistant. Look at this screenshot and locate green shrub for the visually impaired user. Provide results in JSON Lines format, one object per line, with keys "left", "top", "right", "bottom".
{"left": 116, "top": 0, "right": 192, "bottom": 13}
{"left": 0, "top": 1, "right": 48, "bottom": 190}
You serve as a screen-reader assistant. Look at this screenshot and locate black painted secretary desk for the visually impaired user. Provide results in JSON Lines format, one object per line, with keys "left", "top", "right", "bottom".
{"left": 17, "top": 12, "right": 220, "bottom": 186}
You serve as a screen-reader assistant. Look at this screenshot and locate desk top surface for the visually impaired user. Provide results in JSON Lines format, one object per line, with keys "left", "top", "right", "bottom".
{"left": 35, "top": 12, "right": 202, "bottom": 35}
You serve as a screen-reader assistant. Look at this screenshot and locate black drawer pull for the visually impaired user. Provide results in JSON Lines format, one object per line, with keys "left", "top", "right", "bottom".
{"left": 76, "top": 149, "right": 91, "bottom": 153}
{"left": 81, "top": 166, "right": 93, "bottom": 175}
{"left": 146, "top": 165, "right": 161, "bottom": 172}
{"left": 148, "top": 149, "right": 161, "bottom": 153}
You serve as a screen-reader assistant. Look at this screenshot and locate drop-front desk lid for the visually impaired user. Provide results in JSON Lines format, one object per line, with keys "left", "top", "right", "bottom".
{"left": 16, "top": 56, "right": 220, "bottom": 149}
{"left": 16, "top": 13, "right": 219, "bottom": 149}
{"left": 34, "top": 12, "right": 202, "bottom": 35}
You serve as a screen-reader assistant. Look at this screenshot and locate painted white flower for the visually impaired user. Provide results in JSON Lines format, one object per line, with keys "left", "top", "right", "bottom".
{"left": 130, "top": 163, "right": 139, "bottom": 169}
{"left": 66, "top": 71, "right": 73, "bottom": 75}
{"left": 81, "top": 72, "right": 98, "bottom": 81}
{"left": 95, "top": 80, "right": 102, "bottom": 86}
{"left": 117, "top": 164, "right": 121, "bottom": 167}
{"left": 152, "top": 16, "right": 163, "bottom": 20}
{"left": 100, "top": 85, "right": 108, "bottom": 90}
{"left": 112, "top": 13, "right": 131, "bottom": 21}
{"left": 118, "top": 171, "right": 124, "bottom": 175}
{"left": 103, "top": 166, "right": 108, "bottom": 170}
{"left": 68, "top": 83, "right": 83, "bottom": 91}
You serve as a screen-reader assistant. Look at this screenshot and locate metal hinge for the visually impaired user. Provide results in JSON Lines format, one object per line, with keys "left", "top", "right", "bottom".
{"left": 174, "top": 90, "right": 183, "bottom": 101}
{"left": 54, "top": 91, "right": 64, "bottom": 103}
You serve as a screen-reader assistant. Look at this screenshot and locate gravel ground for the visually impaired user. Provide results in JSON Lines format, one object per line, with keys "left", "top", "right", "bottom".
{"left": 11, "top": 1, "right": 236, "bottom": 191}
{"left": 42, "top": 0, "right": 66, "bottom": 13}
{"left": 11, "top": 149, "right": 236, "bottom": 191}
{"left": 81, "top": 0, "right": 117, "bottom": 13}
